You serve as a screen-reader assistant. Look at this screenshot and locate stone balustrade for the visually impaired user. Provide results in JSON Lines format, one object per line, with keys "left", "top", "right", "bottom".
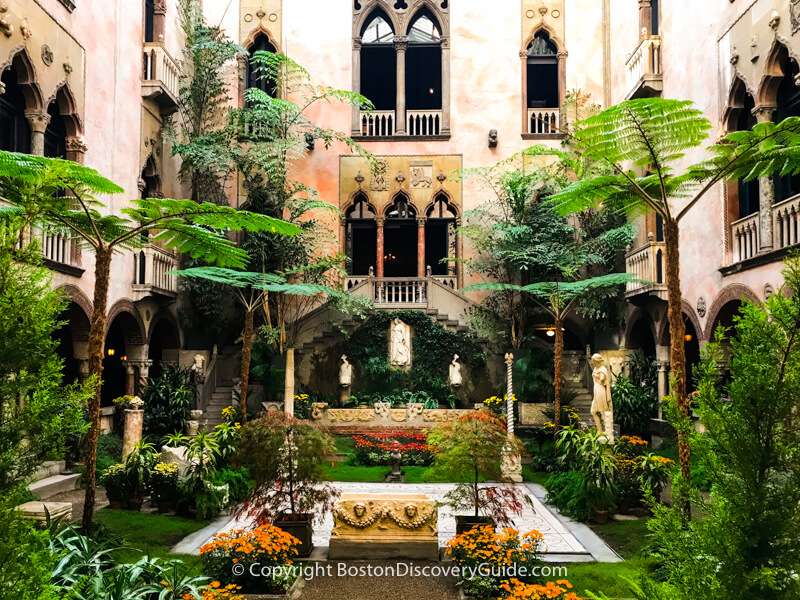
{"left": 360, "top": 110, "right": 396, "bottom": 137}
{"left": 132, "top": 243, "right": 178, "bottom": 300}
{"left": 625, "top": 34, "right": 662, "bottom": 98}
{"left": 527, "top": 108, "right": 559, "bottom": 135}
{"left": 731, "top": 212, "right": 760, "bottom": 263}
{"left": 773, "top": 194, "right": 800, "bottom": 251}
{"left": 310, "top": 402, "right": 482, "bottom": 431}
{"left": 625, "top": 240, "right": 666, "bottom": 298}
{"left": 41, "top": 231, "right": 74, "bottom": 267}
{"left": 406, "top": 110, "right": 442, "bottom": 136}
{"left": 143, "top": 42, "right": 180, "bottom": 100}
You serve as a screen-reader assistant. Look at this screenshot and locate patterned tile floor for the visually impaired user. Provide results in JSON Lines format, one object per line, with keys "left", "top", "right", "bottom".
{"left": 174, "top": 482, "right": 615, "bottom": 560}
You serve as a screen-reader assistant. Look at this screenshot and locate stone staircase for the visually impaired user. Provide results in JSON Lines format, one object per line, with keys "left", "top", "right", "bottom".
{"left": 202, "top": 380, "right": 235, "bottom": 429}
{"left": 565, "top": 382, "right": 594, "bottom": 424}
{"left": 27, "top": 460, "right": 81, "bottom": 500}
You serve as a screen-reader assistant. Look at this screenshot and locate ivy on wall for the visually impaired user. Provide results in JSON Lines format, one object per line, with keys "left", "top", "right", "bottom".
{"left": 341, "top": 311, "right": 487, "bottom": 406}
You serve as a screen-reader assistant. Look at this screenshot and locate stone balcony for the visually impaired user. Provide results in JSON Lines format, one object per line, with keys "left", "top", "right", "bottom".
{"left": 358, "top": 109, "right": 444, "bottom": 139}
{"left": 142, "top": 42, "right": 180, "bottom": 115}
{"left": 346, "top": 274, "right": 458, "bottom": 310}
{"left": 625, "top": 237, "right": 667, "bottom": 300}
{"left": 527, "top": 108, "right": 560, "bottom": 137}
{"left": 727, "top": 193, "right": 800, "bottom": 270}
{"left": 132, "top": 243, "right": 178, "bottom": 301}
{"left": 625, "top": 34, "right": 662, "bottom": 100}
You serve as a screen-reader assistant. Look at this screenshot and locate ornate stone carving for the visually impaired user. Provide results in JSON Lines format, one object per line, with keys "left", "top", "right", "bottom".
{"left": 328, "top": 409, "right": 375, "bottom": 422}
{"left": 41, "top": 45, "right": 54, "bottom": 66}
{"left": 154, "top": 0, "right": 167, "bottom": 14}
{"left": 769, "top": 10, "right": 780, "bottom": 31}
{"left": 371, "top": 159, "right": 388, "bottom": 190}
{"left": 422, "top": 409, "right": 473, "bottom": 422}
{"left": 390, "top": 409, "right": 407, "bottom": 422}
{"left": 436, "top": 170, "right": 447, "bottom": 184}
{"left": 0, "top": 4, "right": 12, "bottom": 38}
{"left": 406, "top": 403, "right": 424, "bottom": 419}
{"left": 764, "top": 283, "right": 775, "bottom": 298}
{"left": 310, "top": 402, "right": 328, "bottom": 420}
{"left": 395, "top": 171, "right": 406, "bottom": 185}
{"left": 20, "top": 18, "right": 31, "bottom": 40}
{"left": 354, "top": 171, "right": 365, "bottom": 186}
{"left": 792, "top": 0, "right": 800, "bottom": 35}
{"left": 730, "top": 47, "right": 739, "bottom": 65}
{"left": 697, "top": 296, "right": 707, "bottom": 318}
{"left": 750, "top": 35, "right": 759, "bottom": 63}
{"left": 0, "top": 81, "right": 5, "bottom": 95}
{"left": 488, "top": 129, "right": 498, "bottom": 148}
{"left": 393, "top": 35, "right": 409, "bottom": 52}
{"left": 63, "top": 61, "right": 73, "bottom": 75}
{"left": 409, "top": 162, "right": 432, "bottom": 188}
{"left": 374, "top": 401, "right": 391, "bottom": 418}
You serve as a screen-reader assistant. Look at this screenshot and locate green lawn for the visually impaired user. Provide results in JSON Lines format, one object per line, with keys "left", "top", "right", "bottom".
{"left": 334, "top": 435, "right": 356, "bottom": 455}
{"left": 521, "top": 466, "right": 550, "bottom": 485}
{"left": 94, "top": 509, "right": 210, "bottom": 567}
{"left": 321, "top": 463, "right": 472, "bottom": 483}
{"left": 568, "top": 557, "right": 655, "bottom": 599}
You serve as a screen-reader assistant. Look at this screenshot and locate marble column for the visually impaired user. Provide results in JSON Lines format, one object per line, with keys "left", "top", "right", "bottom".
{"left": 376, "top": 216, "right": 385, "bottom": 278}
{"left": 25, "top": 111, "right": 50, "bottom": 156}
{"left": 440, "top": 36, "right": 451, "bottom": 135}
{"left": 417, "top": 216, "right": 426, "bottom": 278}
{"left": 122, "top": 361, "right": 136, "bottom": 397}
{"left": 351, "top": 38, "right": 362, "bottom": 136}
{"left": 754, "top": 105, "right": 777, "bottom": 253}
{"left": 656, "top": 360, "right": 669, "bottom": 419}
{"left": 122, "top": 400, "right": 144, "bottom": 461}
{"left": 284, "top": 348, "right": 295, "bottom": 416}
{"left": 394, "top": 36, "right": 408, "bottom": 135}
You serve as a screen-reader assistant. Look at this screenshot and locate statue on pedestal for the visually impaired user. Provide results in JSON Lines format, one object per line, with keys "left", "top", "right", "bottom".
{"left": 339, "top": 355, "right": 352, "bottom": 387}
{"left": 448, "top": 354, "right": 462, "bottom": 387}
{"left": 389, "top": 318, "right": 411, "bottom": 368}
{"left": 590, "top": 353, "right": 614, "bottom": 437}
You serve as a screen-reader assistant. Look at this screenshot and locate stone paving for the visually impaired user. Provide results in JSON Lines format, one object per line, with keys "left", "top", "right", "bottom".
{"left": 173, "top": 482, "right": 621, "bottom": 563}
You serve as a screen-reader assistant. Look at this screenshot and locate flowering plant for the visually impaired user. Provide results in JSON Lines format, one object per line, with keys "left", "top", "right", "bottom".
{"left": 500, "top": 578, "right": 584, "bottom": 599}
{"left": 151, "top": 461, "right": 179, "bottom": 505}
{"left": 199, "top": 525, "right": 299, "bottom": 593}
{"left": 638, "top": 453, "right": 674, "bottom": 498}
{"left": 352, "top": 432, "right": 433, "bottom": 466}
{"left": 615, "top": 435, "right": 649, "bottom": 459}
{"left": 445, "top": 526, "right": 544, "bottom": 596}
{"left": 484, "top": 394, "right": 517, "bottom": 415}
{"left": 100, "top": 463, "right": 130, "bottom": 503}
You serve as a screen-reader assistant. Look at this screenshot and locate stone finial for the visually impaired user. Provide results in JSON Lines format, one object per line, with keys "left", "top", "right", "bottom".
{"left": 395, "top": 171, "right": 405, "bottom": 185}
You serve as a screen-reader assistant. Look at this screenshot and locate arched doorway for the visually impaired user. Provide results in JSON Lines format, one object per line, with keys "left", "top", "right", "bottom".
{"left": 345, "top": 194, "right": 377, "bottom": 276}
{"left": 425, "top": 194, "right": 457, "bottom": 276}
{"left": 627, "top": 317, "right": 657, "bottom": 358}
{"left": 383, "top": 195, "right": 417, "bottom": 277}
{"left": 0, "top": 59, "right": 32, "bottom": 153}
{"left": 148, "top": 316, "right": 181, "bottom": 380}
{"left": 53, "top": 302, "right": 91, "bottom": 384}
{"left": 682, "top": 315, "right": 701, "bottom": 394}
{"left": 101, "top": 310, "right": 144, "bottom": 405}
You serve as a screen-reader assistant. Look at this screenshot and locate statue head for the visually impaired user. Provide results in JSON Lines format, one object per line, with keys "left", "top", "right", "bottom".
{"left": 341, "top": 354, "right": 348, "bottom": 363}
{"left": 353, "top": 503, "right": 367, "bottom": 518}
{"left": 404, "top": 504, "right": 418, "bottom": 519}
{"left": 453, "top": 354, "right": 459, "bottom": 361}
{"left": 591, "top": 353, "right": 604, "bottom": 367}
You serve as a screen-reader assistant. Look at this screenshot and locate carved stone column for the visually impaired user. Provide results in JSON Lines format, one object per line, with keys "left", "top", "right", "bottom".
{"left": 557, "top": 50, "right": 568, "bottom": 115}
{"left": 339, "top": 215, "right": 347, "bottom": 257}
{"left": 136, "top": 359, "right": 153, "bottom": 393}
{"left": 638, "top": 0, "right": 652, "bottom": 36}
{"left": 66, "top": 137, "right": 88, "bottom": 164}
{"left": 122, "top": 361, "right": 136, "bottom": 397}
{"left": 352, "top": 38, "right": 362, "bottom": 136}
{"left": 456, "top": 216, "right": 464, "bottom": 289}
{"left": 25, "top": 111, "right": 50, "bottom": 156}
{"left": 394, "top": 36, "right": 408, "bottom": 135}
{"left": 284, "top": 348, "right": 295, "bottom": 416}
{"left": 656, "top": 360, "right": 669, "bottom": 419}
{"left": 520, "top": 49, "right": 529, "bottom": 133}
{"left": 440, "top": 37, "right": 451, "bottom": 135}
{"left": 416, "top": 216, "right": 426, "bottom": 278}
{"left": 754, "top": 105, "right": 777, "bottom": 252}
{"left": 153, "top": 0, "right": 167, "bottom": 42}
{"left": 376, "top": 216, "right": 386, "bottom": 278}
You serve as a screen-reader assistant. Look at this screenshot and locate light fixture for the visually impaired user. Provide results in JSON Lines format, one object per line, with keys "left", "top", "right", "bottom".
{"left": 546, "top": 329, "right": 555, "bottom": 337}
{"left": 684, "top": 334, "right": 693, "bottom": 342}
{"left": 429, "top": 88, "right": 435, "bottom": 94}
{"left": 120, "top": 355, "right": 127, "bottom": 361}
{"left": 107, "top": 348, "right": 115, "bottom": 356}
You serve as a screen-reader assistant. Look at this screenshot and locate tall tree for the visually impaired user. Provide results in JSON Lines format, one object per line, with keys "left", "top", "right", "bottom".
{"left": 0, "top": 151, "right": 299, "bottom": 533}
{"left": 548, "top": 98, "right": 800, "bottom": 517}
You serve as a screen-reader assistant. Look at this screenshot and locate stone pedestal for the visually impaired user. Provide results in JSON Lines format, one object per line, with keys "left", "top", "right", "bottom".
{"left": 284, "top": 348, "right": 295, "bottom": 416}
{"left": 16, "top": 501, "right": 72, "bottom": 525}
{"left": 122, "top": 409, "right": 144, "bottom": 460}
{"left": 329, "top": 493, "right": 438, "bottom": 560}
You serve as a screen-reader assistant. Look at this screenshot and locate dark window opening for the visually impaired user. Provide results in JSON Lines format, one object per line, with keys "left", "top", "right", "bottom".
{"left": 736, "top": 90, "right": 759, "bottom": 218}
{"left": 145, "top": 0, "right": 155, "bottom": 43}
{"left": 346, "top": 196, "right": 377, "bottom": 276}
{"left": 360, "top": 12, "right": 396, "bottom": 111}
{"left": 651, "top": 0, "right": 659, "bottom": 35}
{"left": 406, "top": 12, "right": 442, "bottom": 111}
{"left": 776, "top": 53, "right": 800, "bottom": 202}
{"left": 384, "top": 196, "right": 417, "bottom": 277}
{"left": 247, "top": 34, "right": 277, "bottom": 98}
{"left": 0, "top": 66, "right": 31, "bottom": 154}
{"left": 527, "top": 32, "right": 559, "bottom": 108}
{"left": 44, "top": 101, "right": 67, "bottom": 159}
{"left": 655, "top": 213, "right": 664, "bottom": 241}
{"left": 101, "top": 320, "right": 127, "bottom": 406}
{"left": 426, "top": 196, "right": 456, "bottom": 275}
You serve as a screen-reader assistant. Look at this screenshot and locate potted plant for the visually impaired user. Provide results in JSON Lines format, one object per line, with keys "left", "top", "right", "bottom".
{"left": 427, "top": 412, "right": 530, "bottom": 535}
{"left": 151, "top": 462, "right": 180, "bottom": 513}
{"left": 179, "top": 430, "right": 227, "bottom": 519}
{"left": 99, "top": 463, "right": 130, "bottom": 510}
{"left": 234, "top": 411, "right": 339, "bottom": 557}
{"left": 123, "top": 440, "right": 157, "bottom": 511}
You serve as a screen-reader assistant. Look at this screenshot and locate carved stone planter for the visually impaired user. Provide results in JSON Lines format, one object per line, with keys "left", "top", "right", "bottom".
{"left": 454, "top": 515, "right": 495, "bottom": 536}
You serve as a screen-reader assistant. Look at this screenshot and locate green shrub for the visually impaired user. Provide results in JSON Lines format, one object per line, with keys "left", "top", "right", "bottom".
{"left": 215, "top": 467, "right": 253, "bottom": 503}
{"left": 142, "top": 366, "right": 196, "bottom": 440}
{"left": 544, "top": 471, "right": 595, "bottom": 521}
{"left": 612, "top": 353, "right": 658, "bottom": 437}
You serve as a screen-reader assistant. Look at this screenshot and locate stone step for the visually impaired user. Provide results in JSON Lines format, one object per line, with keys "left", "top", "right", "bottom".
{"left": 30, "top": 461, "right": 67, "bottom": 482}
{"left": 28, "top": 473, "right": 81, "bottom": 500}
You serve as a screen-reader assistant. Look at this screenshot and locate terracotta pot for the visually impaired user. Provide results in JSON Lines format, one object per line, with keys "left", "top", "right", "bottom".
{"left": 274, "top": 514, "right": 314, "bottom": 557}
{"left": 592, "top": 509, "right": 612, "bottom": 525}
{"left": 455, "top": 515, "right": 495, "bottom": 536}
{"left": 127, "top": 498, "right": 144, "bottom": 512}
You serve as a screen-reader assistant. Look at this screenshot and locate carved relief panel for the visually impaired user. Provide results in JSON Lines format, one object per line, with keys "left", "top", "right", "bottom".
{"left": 240, "top": 0, "right": 282, "bottom": 47}
{"left": 521, "top": 0, "right": 565, "bottom": 46}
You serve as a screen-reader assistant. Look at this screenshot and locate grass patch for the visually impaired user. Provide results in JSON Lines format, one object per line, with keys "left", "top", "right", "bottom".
{"left": 334, "top": 435, "right": 356, "bottom": 455}
{"left": 321, "top": 464, "right": 387, "bottom": 482}
{"left": 567, "top": 557, "right": 656, "bottom": 599}
{"left": 95, "top": 509, "right": 210, "bottom": 567}
{"left": 590, "top": 518, "right": 652, "bottom": 560}
{"left": 521, "top": 467, "right": 549, "bottom": 486}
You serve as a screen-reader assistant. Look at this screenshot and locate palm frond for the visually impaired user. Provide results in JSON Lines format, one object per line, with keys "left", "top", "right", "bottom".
{"left": 0, "top": 151, "right": 124, "bottom": 196}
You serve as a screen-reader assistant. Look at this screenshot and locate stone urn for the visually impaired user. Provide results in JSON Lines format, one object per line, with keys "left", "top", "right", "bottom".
{"left": 186, "top": 410, "right": 204, "bottom": 436}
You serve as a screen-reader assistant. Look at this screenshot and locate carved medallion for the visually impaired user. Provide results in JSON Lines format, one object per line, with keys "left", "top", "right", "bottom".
{"left": 764, "top": 283, "right": 775, "bottom": 298}
{"left": 697, "top": 297, "right": 707, "bottom": 318}
{"left": 41, "top": 45, "right": 54, "bottom": 66}
{"left": 371, "top": 159, "right": 388, "bottom": 191}
{"left": 793, "top": 0, "right": 800, "bottom": 35}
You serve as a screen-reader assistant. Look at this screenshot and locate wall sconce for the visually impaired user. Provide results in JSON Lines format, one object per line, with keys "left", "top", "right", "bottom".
{"left": 107, "top": 348, "right": 115, "bottom": 356}
{"left": 684, "top": 334, "right": 693, "bottom": 342}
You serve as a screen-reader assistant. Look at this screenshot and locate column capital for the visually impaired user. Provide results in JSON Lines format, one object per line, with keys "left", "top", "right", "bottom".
{"left": 393, "top": 35, "right": 409, "bottom": 52}
{"left": 25, "top": 111, "right": 51, "bottom": 133}
{"left": 752, "top": 105, "right": 777, "bottom": 123}
{"left": 416, "top": 216, "right": 427, "bottom": 227}
{"left": 353, "top": 37, "right": 363, "bottom": 50}
{"left": 153, "top": 0, "right": 167, "bottom": 14}
{"left": 375, "top": 216, "right": 386, "bottom": 227}
{"left": 0, "top": 81, "right": 5, "bottom": 95}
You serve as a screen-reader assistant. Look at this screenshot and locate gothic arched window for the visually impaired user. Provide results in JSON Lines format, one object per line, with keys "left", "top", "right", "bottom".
{"left": 247, "top": 33, "right": 277, "bottom": 98}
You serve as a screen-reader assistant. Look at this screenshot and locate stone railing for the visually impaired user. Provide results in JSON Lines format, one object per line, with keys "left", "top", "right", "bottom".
{"left": 407, "top": 110, "right": 442, "bottom": 136}
{"left": 527, "top": 108, "right": 560, "bottom": 135}
{"left": 311, "top": 402, "right": 482, "bottom": 430}
{"left": 132, "top": 243, "right": 178, "bottom": 299}
{"left": 625, "top": 240, "right": 667, "bottom": 297}
{"left": 375, "top": 277, "right": 428, "bottom": 306}
{"left": 41, "top": 231, "right": 75, "bottom": 268}
{"left": 345, "top": 275, "right": 370, "bottom": 290}
{"left": 773, "top": 194, "right": 800, "bottom": 251}
{"left": 625, "top": 35, "right": 662, "bottom": 97}
{"left": 731, "top": 213, "right": 759, "bottom": 263}
{"left": 432, "top": 275, "right": 457, "bottom": 289}
{"left": 360, "top": 110, "right": 395, "bottom": 137}
{"left": 143, "top": 42, "right": 180, "bottom": 100}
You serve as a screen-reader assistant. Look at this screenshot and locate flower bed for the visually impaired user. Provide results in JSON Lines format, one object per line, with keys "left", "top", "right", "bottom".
{"left": 199, "top": 525, "right": 300, "bottom": 595}
{"left": 352, "top": 432, "right": 434, "bottom": 466}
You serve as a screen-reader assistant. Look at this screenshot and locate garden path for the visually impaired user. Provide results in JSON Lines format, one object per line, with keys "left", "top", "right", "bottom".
{"left": 173, "top": 483, "right": 621, "bottom": 563}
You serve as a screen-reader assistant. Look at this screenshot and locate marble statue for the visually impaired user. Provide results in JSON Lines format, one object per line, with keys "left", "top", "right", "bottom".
{"left": 590, "top": 353, "right": 614, "bottom": 436}
{"left": 389, "top": 318, "right": 411, "bottom": 367}
{"left": 387, "top": 442, "right": 403, "bottom": 483}
{"left": 448, "top": 354, "right": 462, "bottom": 387}
{"left": 339, "top": 355, "right": 352, "bottom": 387}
